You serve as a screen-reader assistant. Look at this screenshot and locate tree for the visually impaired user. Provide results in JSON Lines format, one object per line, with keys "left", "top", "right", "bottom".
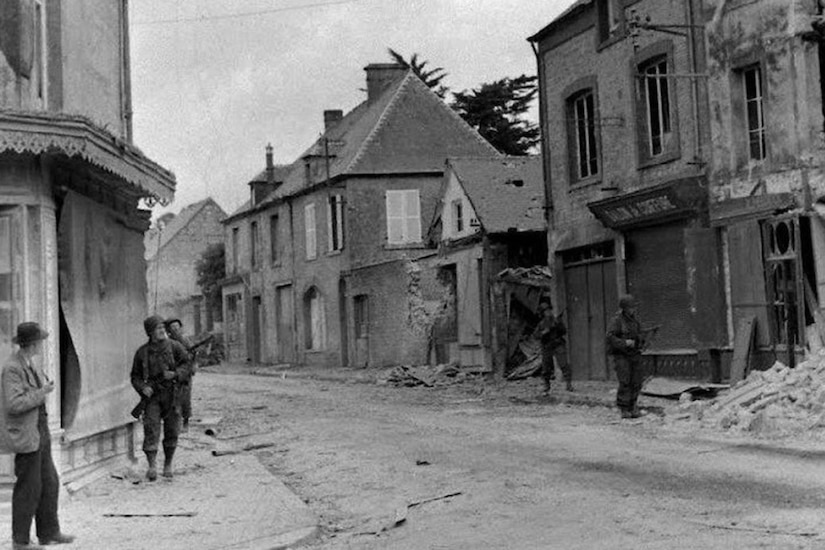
{"left": 451, "top": 75, "right": 540, "bottom": 156}
{"left": 387, "top": 48, "right": 448, "bottom": 98}
{"left": 195, "top": 243, "right": 226, "bottom": 323}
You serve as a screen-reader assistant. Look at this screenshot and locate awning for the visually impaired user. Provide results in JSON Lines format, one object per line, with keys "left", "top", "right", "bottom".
{"left": 0, "top": 109, "right": 176, "bottom": 203}
{"left": 709, "top": 193, "right": 797, "bottom": 227}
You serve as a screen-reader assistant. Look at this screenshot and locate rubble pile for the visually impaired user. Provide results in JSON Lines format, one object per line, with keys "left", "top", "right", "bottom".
{"left": 670, "top": 355, "right": 825, "bottom": 437}
{"left": 377, "top": 364, "right": 485, "bottom": 388}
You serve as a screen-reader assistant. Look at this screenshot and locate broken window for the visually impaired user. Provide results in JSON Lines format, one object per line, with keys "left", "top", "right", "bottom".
{"left": 642, "top": 57, "right": 671, "bottom": 156}
{"left": 743, "top": 65, "right": 766, "bottom": 161}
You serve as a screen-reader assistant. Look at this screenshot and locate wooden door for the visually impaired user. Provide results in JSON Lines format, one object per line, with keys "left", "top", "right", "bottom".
{"left": 353, "top": 295, "right": 369, "bottom": 368}
{"left": 251, "top": 296, "right": 262, "bottom": 363}
{"left": 275, "top": 285, "right": 294, "bottom": 363}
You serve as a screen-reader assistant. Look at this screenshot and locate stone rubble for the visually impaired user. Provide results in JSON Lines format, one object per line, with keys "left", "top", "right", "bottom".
{"left": 668, "top": 353, "right": 825, "bottom": 437}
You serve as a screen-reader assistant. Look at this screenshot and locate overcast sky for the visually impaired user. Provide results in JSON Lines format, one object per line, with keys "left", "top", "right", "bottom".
{"left": 128, "top": 0, "right": 571, "bottom": 218}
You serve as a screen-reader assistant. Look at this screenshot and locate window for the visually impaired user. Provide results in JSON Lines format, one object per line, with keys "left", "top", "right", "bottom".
{"left": 634, "top": 42, "right": 680, "bottom": 165}
{"left": 452, "top": 199, "right": 464, "bottom": 233}
{"left": 743, "top": 65, "right": 766, "bottom": 161}
{"left": 231, "top": 227, "right": 239, "bottom": 273}
{"left": 386, "top": 190, "right": 421, "bottom": 244}
{"left": 597, "top": 0, "right": 623, "bottom": 43}
{"left": 250, "top": 221, "right": 259, "bottom": 270}
{"left": 327, "top": 194, "right": 344, "bottom": 252}
{"left": 303, "top": 287, "right": 325, "bottom": 350}
{"left": 642, "top": 58, "right": 671, "bottom": 157}
{"left": 569, "top": 90, "right": 599, "bottom": 180}
{"left": 304, "top": 203, "right": 316, "bottom": 259}
{"left": 269, "top": 214, "right": 279, "bottom": 263}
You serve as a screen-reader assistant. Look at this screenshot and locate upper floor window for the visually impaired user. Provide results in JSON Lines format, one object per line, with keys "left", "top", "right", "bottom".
{"left": 231, "top": 227, "right": 239, "bottom": 273}
{"left": 452, "top": 199, "right": 464, "bottom": 233}
{"left": 33, "top": 0, "right": 47, "bottom": 106}
{"left": 386, "top": 190, "right": 421, "bottom": 244}
{"left": 328, "top": 194, "right": 344, "bottom": 252}
{"left": 743, "top": 65, "right": 766, "bottom": 161}
{"left": 634, "top": 42, "right": 680, "bottom": 167}
{"left": 250, "top": 221, "right": 259, "bottom": 270}
{"left": 597, "top": 0, "right": 623, "bottom": 44}
{"left": 568, "top": 89, "right": 599, "bottom": 181}
{"left": 269, "top": 214, "right": 279, "bottom": 263}
{"left": 304, "top": 203, "right": 317, "bottom": 260}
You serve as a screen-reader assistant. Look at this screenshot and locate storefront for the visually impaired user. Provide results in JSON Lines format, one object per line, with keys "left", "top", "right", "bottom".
{"left": 588, "top": 176, "right": 726, "bottom": 379}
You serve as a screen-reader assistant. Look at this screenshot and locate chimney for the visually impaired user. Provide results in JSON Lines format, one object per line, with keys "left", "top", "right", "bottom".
{"left": 364, "top": 63, "right": 407, "bottom": 101}
{"left": 250, "top": 144, "right": 278, "bottom": 207}
{"left": 324, "top": 110, "right": 343, "bottom": 132}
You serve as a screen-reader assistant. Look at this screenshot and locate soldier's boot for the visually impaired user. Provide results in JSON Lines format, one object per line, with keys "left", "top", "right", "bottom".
{"left": 162, "top": 446, "right": 175, "bottom": 478}
{"left": 565, "top": 379, "right": 574, "bottom": 392}
{"left": 145, "top": 451, "right": 158, "bottom": 481}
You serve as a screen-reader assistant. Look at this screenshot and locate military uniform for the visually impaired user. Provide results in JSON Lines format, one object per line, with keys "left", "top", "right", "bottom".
{"left": 533, "top": 312, "right": 571, "bottom": 392}
{"left": 166, "top": 323, "right": 195, "bottom": 429}
{"left": 606, "top": 305, "right": 643, "bottom": 417}
{"left": 130, "top": 317, "right": 189, "bottom": 480}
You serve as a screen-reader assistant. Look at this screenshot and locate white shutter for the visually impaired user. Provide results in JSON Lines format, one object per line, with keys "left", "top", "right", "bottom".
{"left": 404, "top": 190, "right": 421, "bottom": 243}
{"left": 305, "top": 203, "right": 316, "bottom": 259}
{"left": 386, "top": 191, "right": 405, "bottom": 244}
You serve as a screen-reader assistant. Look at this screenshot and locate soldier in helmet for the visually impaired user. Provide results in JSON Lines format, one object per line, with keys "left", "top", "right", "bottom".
{"left": 606, "top": 294, "right": 644, "bottom": 419}
{"left": 130, "top": 315, "right": 189, "bottom": 480}
{"left": 164, "top": 318, "right": 196, "bottom": 432}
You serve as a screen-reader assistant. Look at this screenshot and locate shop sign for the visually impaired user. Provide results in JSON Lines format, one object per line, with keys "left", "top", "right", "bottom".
{"left": 588, "top": 177, "right": 706, "bottom": 229}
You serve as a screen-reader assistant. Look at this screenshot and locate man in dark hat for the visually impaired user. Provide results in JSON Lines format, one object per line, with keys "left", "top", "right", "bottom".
{"left": 607, "top": 294, "right": 644, "bottom": 419}
{"left": 0, "top": 322, "right": 75, "bottom": 549}
{"left": 130, "top": 315, "right": 189, "bottom": 481}
{"left": 163, "top": 318, "right": 196, "bottom": 432}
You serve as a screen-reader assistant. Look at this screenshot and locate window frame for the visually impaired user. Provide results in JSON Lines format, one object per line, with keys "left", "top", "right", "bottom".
{"left": 452, "top": 199, "right": 464, "bottom": 233}
{"left": 385, "top": 189, "right": 422, "bottom": 245}
{"left": 231, "top": 226, "right": 239, "bottom": 274}
{"left": 327, "top": 193, "right": 345, "bottom": 253}
{"left": 269, "top": 214, "right": 279, "bottom": 264}
{"left": 742, "top": 64, "right": 767, "bottom": 163}
{"left": 596, "top": 0, "right": 625, "bottom": 47}
{"left": 304, "top": 203, "right": 317, "bottom": 260}
{"left": 633, "top": 41, "right": 681, "bottom": 168}
{"left": 564, "top": 76, "right": 602, "bottom": 187}
{"left": 250, "top": 220, "right": 259, "bottom": 270}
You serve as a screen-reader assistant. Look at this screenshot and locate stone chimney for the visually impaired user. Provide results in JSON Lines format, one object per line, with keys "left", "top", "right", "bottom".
{"left": 364, "top": 63, "right": 407, "bottom": 101}
{"left": 324, "top": 110, "right": 343, "bottom": 132}
{"left": 250, "top": 144, "right": 278, "bottom": 207}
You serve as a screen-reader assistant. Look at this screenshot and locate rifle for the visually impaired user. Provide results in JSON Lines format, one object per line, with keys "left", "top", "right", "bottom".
{"left": 130, "top": 334, "right": 216, "bottom": 420}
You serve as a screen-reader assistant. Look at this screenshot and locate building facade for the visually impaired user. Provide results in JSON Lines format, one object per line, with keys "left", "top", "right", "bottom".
{"left": 530, "top": 0, "right": 726, "bottom": 381}
{"left": 0, "top": 1, "right": 175, "bottom": 488}
{"left": 222, "top": 64, "right": 499, "bottom": 369}
{"left": 145, "top": 198, "right": 226, "bottom": 335}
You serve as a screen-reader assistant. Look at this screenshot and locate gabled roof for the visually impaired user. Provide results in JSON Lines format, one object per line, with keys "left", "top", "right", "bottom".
{"left": 528, "top": 0, "right": 592, "bottom": 43}
{"left": 229, "top": 69, "right": 499, "bottom": 220}
{"left": 447, "top": 156, "right": 546, "bottom": 234}
{"left": 145, "top": 198, "right": 227, "bottom": 260}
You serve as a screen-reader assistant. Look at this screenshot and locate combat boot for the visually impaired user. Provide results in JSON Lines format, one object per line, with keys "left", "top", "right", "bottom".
{"left": 565, "top": 380, "right": 574, "bottom": 392}
{"left": 145, "top": 451, "right": 158, "bottom": 481}
{"left": 162, "top": 446, "right": 175, "bottom": 478}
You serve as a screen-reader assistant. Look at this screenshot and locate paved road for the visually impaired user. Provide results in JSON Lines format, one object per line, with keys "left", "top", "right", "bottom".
{"left": 196, "top": 369, "right": 825, "bottom": 550}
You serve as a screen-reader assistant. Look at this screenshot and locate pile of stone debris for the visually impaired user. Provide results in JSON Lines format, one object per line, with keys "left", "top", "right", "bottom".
{"left": 669, "top": 354, "right": 825, "bottom": 437}
{"left": 376, "top": 363, "right": 487, "bottom": 388}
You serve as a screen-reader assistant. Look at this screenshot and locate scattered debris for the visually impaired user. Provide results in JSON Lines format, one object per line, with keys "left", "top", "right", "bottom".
{"left": 211, "top": 441, "right": 277, "bottom": 456}
{"left": 641, "top": 377, "right": 728, "bottom": 399}
{"left": 408, "top": 491, "right": 463, "bottom": 508}
{"left": 667, "top": 356, "right": 825, "bottom": 436}
{"left": 415, "top": 459, "right": 431, "bottom": 466}
{"left": 103, "top": 512, "right": 197, "bottom": 518}
{"left": 506, "top": 340, "right": 542, "bottom": 380}
{"left": 377, "top": 364, "right": 485, "bottom": 387}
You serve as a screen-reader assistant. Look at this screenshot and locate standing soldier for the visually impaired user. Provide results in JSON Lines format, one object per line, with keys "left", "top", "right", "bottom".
{"left": 532, "top": 297, "right": 573, "bottom": 395}
{"left": 607, "top": 294, "right": 644, "bottom": 419}
{"left": 131, "top": 315, "right": 189, "bottom": 481}
{"left": 164, "top": 318, "right": 196, "bottom": 432}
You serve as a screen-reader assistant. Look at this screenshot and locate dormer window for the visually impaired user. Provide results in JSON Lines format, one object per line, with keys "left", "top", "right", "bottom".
{"left": 452, "top": 199, "right": 464, "bottom": 233}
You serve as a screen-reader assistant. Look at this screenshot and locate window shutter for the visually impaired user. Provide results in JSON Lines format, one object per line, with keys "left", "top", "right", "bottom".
{"left": 386, "top": 191, "right": 405, "bottom": 243}
{"left": 305, "top": 204, "right": 316, "bottom": 259}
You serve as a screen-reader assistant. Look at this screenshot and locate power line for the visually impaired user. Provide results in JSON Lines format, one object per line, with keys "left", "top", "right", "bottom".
{"left": 132, "top": 0, "right": 360, "bottom": 26}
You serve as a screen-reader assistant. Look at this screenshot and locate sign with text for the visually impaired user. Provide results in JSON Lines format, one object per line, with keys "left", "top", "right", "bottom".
{"left": 588, "top": 177, "right": 706, "bottom": 229}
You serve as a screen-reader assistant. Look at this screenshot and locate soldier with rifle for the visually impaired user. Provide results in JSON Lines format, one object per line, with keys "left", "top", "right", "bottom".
{"left": 130, "top": 315, "right": 189, "bottom": 481}
{"left": 532, "top": 297, "right": 573, "bottom": 395}
{"left": 606, "top": 295, "right": 659, "bottom": 419}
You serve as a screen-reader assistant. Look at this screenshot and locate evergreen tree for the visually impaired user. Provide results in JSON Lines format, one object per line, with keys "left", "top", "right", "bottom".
{"left": 387, "top": 48, "right": 449, "bottom": 98}
{"left": 451, "top": 75, "right": 540, "bottom": 156}
{"left": 195, "top": 243, "right": 226, "bottom": 323}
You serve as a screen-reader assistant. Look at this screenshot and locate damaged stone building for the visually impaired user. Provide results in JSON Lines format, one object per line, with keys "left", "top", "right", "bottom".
{"left": 530, "top": 0, "right": 825, "bottom": 381}
{"left": 222, "top": 64, "right": 498, "bottom": 368}
{"left": 0, "top": 1, "right": 175, "bottom": 490}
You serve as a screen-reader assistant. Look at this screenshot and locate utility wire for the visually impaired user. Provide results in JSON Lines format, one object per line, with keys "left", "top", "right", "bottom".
{"left": 133, "top": 0, "right": 360, "bottom": 26}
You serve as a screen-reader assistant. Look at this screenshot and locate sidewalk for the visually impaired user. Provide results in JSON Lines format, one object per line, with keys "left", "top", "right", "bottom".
{"left": 0, "top": 429, "right": 318, "bottom": 550}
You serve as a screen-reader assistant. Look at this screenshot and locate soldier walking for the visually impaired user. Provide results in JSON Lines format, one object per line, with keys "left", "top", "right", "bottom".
{"left": 164, "top": 318, "right": 196, "bottom": 432}
{"left": 532, "top": 297, "right": 573, "bottom": 395}
{"left": 607, "top": 295, "right": 644, "bottom": 419}
{"left": 130, "top": 315, "right": 189, "bottom": 480}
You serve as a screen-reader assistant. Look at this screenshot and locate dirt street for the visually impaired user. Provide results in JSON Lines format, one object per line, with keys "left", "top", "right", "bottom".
{"left": 194, "top": 368, "right": 825, "bottom": 550}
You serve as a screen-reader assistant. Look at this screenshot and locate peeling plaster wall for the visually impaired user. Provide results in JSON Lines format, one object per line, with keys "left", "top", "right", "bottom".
{"left": 705, "top": 0, "right": 825, "bottom": 200}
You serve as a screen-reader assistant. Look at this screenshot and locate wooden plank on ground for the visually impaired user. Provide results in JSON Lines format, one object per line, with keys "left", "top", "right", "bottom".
{"left": 730, "top": 315, "right": 757, "bottom": 384}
